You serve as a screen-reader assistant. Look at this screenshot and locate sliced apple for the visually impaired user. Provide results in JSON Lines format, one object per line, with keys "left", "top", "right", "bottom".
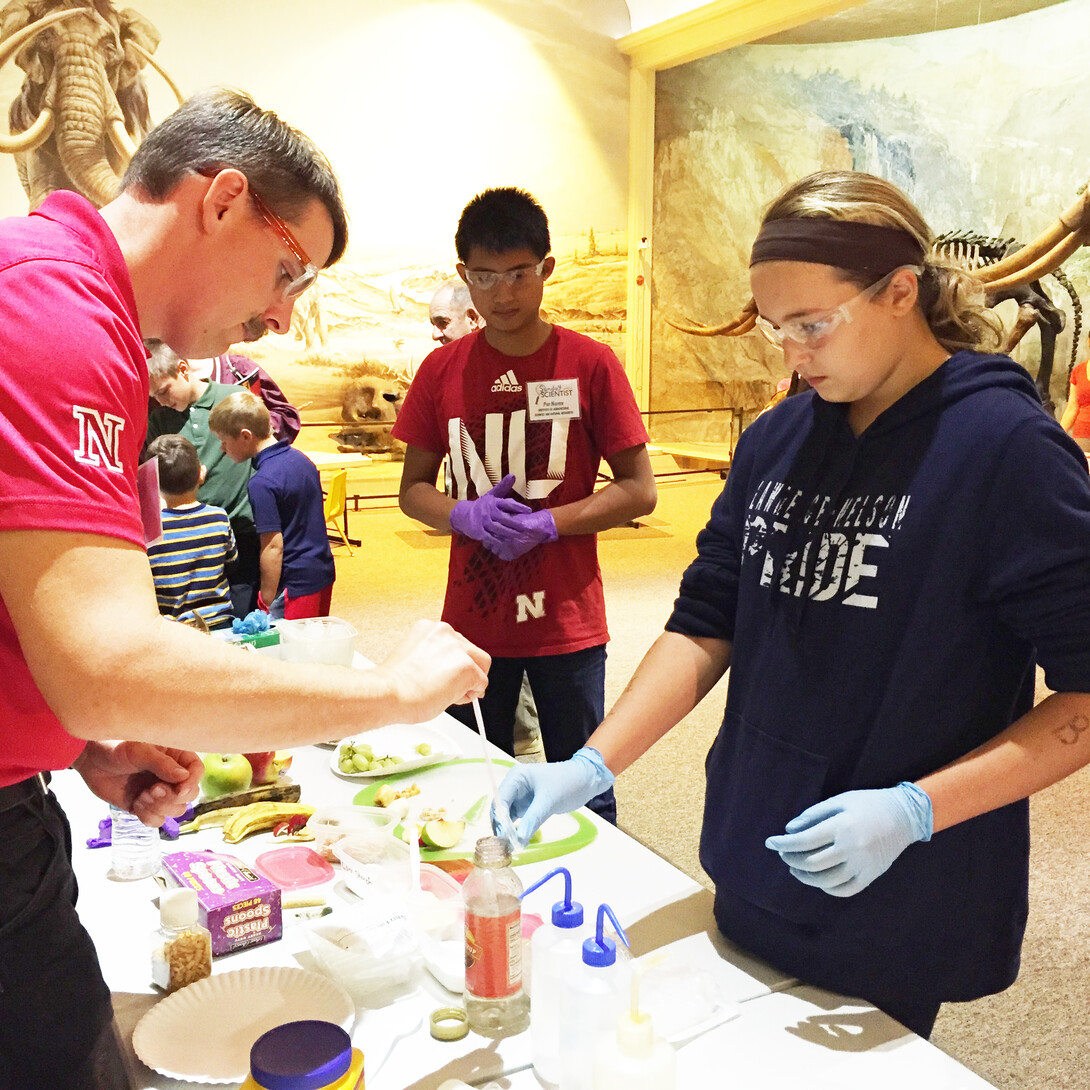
{"left": 421, "top": 819, "right": 465, "bottom": 850}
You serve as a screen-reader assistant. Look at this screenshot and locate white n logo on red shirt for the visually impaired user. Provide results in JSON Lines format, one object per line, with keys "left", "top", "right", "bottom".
{"left": 516, "top": 591, "right": 545, "bottom": 622}
{"left": 447, "top": 411, "right": 568, "bottom": 501}
{"left": 73, "top": 406, "right": 125, "bottom": 474}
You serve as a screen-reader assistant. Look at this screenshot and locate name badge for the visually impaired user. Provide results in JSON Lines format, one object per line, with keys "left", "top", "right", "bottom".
{"left": 527, "top": 378, "right": 580, "bottom": 422}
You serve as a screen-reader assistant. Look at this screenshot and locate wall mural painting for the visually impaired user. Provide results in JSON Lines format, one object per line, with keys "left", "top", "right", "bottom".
{"left": 653, "top": 0, "right": 1090, "bottom": 446}
{"left": 0, "top": 1, "right": 631, "bottom": 461}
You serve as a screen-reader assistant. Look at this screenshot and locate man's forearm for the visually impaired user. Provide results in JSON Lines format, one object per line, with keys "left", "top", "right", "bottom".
{"left": 919, "top": 691, "right": 1090, "bottom": 832}
{"left": 551, "top": 476, "right": 657, "bottom": 536}
{"left": 399, "top": 480, "right": 457, "bottom": 532}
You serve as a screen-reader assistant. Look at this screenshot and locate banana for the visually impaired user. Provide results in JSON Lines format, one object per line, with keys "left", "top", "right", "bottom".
{"left": 177, "top": 806, "right": 246, "bottom": 835}
{"left": 222, "top": 801, "right": 314, "bottom": 844}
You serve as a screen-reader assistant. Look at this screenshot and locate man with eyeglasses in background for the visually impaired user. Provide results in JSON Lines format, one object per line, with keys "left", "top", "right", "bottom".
{"left": 0, "top": 89, "right": 489, "bottom": 1088}
{"left": 394, "top": 187, "right": 657, "bottom": 825}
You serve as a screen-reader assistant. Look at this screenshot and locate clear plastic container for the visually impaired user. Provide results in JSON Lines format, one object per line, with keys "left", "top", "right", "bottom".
{"left": 309, "top": 805, "right": 396, "bottom": 861}
{"left": 151, "top": 888, "right": 212, "bottom": 993}
{"left": 277, "top": 618, "right": 357, "bottom": 666}
{"left": 109, "top": 805, "right": 161, "bottom": 881}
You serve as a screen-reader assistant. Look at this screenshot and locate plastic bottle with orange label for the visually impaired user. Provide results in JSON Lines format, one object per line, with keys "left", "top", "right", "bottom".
{"left": 463, "top": 835, "right": 530, "bottom": 1037}
{"left": 240, "top": 1021, "right": 364, "bottom": 1090}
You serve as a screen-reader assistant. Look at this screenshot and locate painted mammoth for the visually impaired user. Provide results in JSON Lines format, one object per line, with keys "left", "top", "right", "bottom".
{"left": 332, "top": 373, "right": 408, "bottom": 456}
{"left": 0, "top": 0, "right": 181, "bottom": 209}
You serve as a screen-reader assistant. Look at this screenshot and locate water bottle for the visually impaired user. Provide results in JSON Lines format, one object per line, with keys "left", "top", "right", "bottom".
{"left": 463, "top": 836, "right": 530, "bottom": 1037}
{"left": 521, "top": 867, "right": 587, "bottom": 1083}
{"left": 109, "top": 805, "right": 161, "bottom": 881}
{"left": 559, "top": 903, "right": 630, "bottom": 1090}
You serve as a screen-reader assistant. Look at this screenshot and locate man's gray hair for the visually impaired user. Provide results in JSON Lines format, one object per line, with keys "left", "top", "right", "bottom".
{"left": 433, "top": 278, "right": 474, "bottom": 314}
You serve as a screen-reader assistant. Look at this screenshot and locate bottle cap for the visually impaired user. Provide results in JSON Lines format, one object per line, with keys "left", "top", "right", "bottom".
{"left": 520, "top": 867, "right": 584, "bottom": 929}
{"left": 159, "top": 888, "right": 198, "bottom": 929}
{"left": 429, "top": 1006, "right": 470, "bottom": 1041}
{"left": 582, "top": 933, "right": 617, "bottom": 967}
{"left": 249, "top": 1020, "right": 351, "bottom": 1090}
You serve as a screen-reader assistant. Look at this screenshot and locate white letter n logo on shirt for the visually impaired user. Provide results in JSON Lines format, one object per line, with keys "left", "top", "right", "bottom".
{"left": 73, "top": 406, "right": 125, "bottom": 474}
{"left": 516, "top": 591, "right": 545, "bottom": 623}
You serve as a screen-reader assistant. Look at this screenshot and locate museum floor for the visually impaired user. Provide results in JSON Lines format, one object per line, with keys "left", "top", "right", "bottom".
{"left": 324, "top": 456, "right": 1090, "bottom": 1090}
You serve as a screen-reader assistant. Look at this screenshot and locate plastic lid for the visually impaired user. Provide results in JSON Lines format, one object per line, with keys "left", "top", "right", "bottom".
{"left": 615, "top": 1010, "right": 655, "bottom": 1057}
{"left": 582, "top": 933, "right": 617, "bottom": 967}
{"left": 159, "top": 888, "right": 198, "bottom": 929}
{"left": 552, "top": 898, "right": 584, "bottom": 929}
{"left": 249, "top": 1021, "right": 351, "bottom": 1090}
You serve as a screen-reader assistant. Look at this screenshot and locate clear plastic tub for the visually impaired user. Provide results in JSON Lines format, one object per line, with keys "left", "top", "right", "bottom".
{"left": 309, "top": 805, "right": 396, "bottom": 861}
{"left": 277, "top": 617, "right": 357, "bottom": 666}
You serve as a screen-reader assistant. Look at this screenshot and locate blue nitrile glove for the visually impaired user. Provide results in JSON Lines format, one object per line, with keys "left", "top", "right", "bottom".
{"left": 491, "top": 747, "right": 614, "bottom": 849}
{"left": 765, "top": 782, "right": 933, "bottom": 897}
{"left": 449, "top": 474, "right": 531, "bottom": 546}
{"left": 484, "top": 508, "right": 559, "bottom": 562}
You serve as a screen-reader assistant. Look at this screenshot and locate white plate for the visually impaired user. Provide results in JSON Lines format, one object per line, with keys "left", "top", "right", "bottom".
{"left": 329, "top": 722, "right": 457, "bottom": 779}
{"left": 131, "top": 966, "right": 355, "bottom": 1083}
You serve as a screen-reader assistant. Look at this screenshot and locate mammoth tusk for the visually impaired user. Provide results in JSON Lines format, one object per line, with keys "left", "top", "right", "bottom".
{"left": 982, "top": 228, "right": 1089, "bottom": 295}
{"left": 108, "top": 118, "right": 137, "bottom": 161}
{"left": 0, "top": 9, "right": 83, "bottom": 154}
{"left": 976, "top": 188, "right": 1090, "bottom": 284}
{"left": 666, "top": 299, "right": 758, "bottom": 338}
{"left": 128, "top": 40, "right": 185, "bottom": 106}
{"left": 0, "top": 105, "right": 53, "bottom": 155}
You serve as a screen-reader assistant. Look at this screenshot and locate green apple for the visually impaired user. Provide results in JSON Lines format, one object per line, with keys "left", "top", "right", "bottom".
{"left": 200, "top": 753, "right": 253, "bottom": 799}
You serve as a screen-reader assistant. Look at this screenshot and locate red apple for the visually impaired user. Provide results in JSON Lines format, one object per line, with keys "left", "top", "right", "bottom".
{"left": 244, "top": 750, "right": 293, "bottom": 785}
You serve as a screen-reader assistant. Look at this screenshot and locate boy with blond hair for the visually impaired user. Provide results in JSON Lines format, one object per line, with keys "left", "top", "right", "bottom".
{"left": 210, "top": 391, "right": 335, "bottom": 618}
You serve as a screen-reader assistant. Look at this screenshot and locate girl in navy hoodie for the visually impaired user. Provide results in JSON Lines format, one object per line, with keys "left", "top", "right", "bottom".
{"left": 495, "top": 170, "right": 1090, "bottom": 1037}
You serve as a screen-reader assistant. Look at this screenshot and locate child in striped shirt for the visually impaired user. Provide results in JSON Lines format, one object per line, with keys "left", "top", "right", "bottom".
{"left": 144, "top": 435, "right": 238, "bottom": 631}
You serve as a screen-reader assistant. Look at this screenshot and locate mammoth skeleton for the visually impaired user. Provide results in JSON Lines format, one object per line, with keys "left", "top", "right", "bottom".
{"left": 669, "top": 186, "right": 1090, "bottom": 410}
{"left": 0, "top": 0, "right": 182, "bottom": 209}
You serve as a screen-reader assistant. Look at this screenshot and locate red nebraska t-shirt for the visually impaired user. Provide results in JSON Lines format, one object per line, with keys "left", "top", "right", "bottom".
{"left": 393, "top": 327, "right": 648, "bottom": 657}
{"left": 0, "top": 191, "right": 147, "bottom": 785}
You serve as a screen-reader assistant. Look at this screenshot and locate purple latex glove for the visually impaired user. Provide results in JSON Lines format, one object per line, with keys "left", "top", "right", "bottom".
{"left": 449, "top": 474, "right": 530, "bottom": 544}
{"left": 86, "top": 817, "right": 112, "bottom": 849}
{"left": 484, "top": 507, "right": 559, "bottom": 562}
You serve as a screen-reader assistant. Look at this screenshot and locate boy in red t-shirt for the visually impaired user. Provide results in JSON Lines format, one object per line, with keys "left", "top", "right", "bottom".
{"left": 393, "top": 188, "right": 657, "bottom": 822}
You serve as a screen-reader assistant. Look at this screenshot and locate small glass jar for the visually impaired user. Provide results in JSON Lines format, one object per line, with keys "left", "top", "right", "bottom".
{"left": 152, "top": 888, "right": 212, "bottom": 992}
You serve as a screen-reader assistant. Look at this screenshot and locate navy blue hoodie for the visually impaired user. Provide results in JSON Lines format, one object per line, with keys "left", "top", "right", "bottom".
{"left": 667, "top": 350, "right": 1090, "bottom": 1006}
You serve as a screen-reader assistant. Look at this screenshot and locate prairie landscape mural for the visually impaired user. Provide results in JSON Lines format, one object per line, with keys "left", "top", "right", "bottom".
{"left": 653, "top": 0, "right": 1090, "bottom": 445}
{"left": 0, "top": 0, "right": 631, "bottom": 457}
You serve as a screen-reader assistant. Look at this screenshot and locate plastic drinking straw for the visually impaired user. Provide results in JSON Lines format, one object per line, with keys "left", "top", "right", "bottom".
{"left": 471, "top": 697, "right": 501, "bottom": 819}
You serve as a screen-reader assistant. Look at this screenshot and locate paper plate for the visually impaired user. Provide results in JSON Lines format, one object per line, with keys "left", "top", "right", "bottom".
{"left": 330, "top": 722, "right": 458, "bottom": 779}
{"left": 353, "top": 758, "right": 597, "bottom": 865}
{"left": 132, "top": 966, "right": 354, "bottom": 1083}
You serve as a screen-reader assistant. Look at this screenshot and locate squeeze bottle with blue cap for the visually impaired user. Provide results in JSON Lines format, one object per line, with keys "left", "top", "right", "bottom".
{"left": 240, "top": 1020, "right": 364, "bottom": 1090}
{"left": 558, "top": 903, "right": 630, "bottom": 1090}
{"left": 592, "top": 959, "right": 676, "bottom": 1090}
{"left": 521, "top": 867, "right": 588, "bottom": 1084}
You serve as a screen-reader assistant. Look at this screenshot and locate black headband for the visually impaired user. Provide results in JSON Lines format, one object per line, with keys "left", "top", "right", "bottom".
{"left": 750, "top": 219, "right": 925, "bottom": 277}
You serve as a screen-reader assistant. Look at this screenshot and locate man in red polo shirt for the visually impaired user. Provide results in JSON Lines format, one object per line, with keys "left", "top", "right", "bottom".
{"left": 0, "top": 89, "right": 488, "bottom": 1089}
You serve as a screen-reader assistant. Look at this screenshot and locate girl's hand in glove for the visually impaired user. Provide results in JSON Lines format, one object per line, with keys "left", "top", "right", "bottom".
{"left": 765, "top": 782, "right": 933, "bottom": 897}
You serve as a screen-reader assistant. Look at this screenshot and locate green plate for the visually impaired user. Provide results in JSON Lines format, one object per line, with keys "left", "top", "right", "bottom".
{"left": 352, "top": 757, "right": 596, "bottom": 866}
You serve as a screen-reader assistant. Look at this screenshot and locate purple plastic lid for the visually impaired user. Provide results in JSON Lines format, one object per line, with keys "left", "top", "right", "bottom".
{"left": 249, "top": 1021, "right": 351, "bottom": 1090}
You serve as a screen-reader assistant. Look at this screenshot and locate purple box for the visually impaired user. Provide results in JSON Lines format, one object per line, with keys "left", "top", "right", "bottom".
{"left": 162, "top": 850, "right": 282, "bottom": 956}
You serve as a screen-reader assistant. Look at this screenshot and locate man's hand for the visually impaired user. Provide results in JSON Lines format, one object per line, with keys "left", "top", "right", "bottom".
{"left": 449, "top": 474, "right": 531, "bottom": 546}
{"left": 375, "top": 620, "right": 490, "bottom": 720}
{"left": 483, "top": 508, "right": 558, "bottom": 562}
{"left": 765, "top": 782, "right": 933, "bottom": 897}
{"left": 73, "top": 741, "right": 203, "bottom": 827}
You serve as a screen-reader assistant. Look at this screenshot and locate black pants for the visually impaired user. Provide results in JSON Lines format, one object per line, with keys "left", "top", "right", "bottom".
{"left": 448, "top": 645, "right": 616, "bottom": 823}
{"left": 0, "top": 791, "right": 118, "bottom": 1089}
{"left": 229, "top": 525, "right": 261, "bottom": 618}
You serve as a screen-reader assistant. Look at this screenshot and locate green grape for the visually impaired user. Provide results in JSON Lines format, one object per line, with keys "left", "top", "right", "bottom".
{"left": 338, "top": 758, "right": 355, "bottom": 774}
{"left": 352, "top": 753, "right": 371, "bottom": 772}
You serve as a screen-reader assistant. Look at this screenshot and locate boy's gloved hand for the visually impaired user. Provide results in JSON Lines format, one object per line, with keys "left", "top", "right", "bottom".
{"left": 491, "top": 747, "right": 614, "bottom": 849}
{"left": 449, "top": 474, "right": 530, "bottom": 546}
{"left": 484, "top": 508, "right": 559, "bottom": 562}
{"left": 765, "top": 782, "right": 933, "bottom": 897}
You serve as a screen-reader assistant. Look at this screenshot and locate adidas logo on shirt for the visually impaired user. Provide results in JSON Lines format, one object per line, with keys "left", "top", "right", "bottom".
{"left": 491, "top": 369, "right": 523, "bottom": 393}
